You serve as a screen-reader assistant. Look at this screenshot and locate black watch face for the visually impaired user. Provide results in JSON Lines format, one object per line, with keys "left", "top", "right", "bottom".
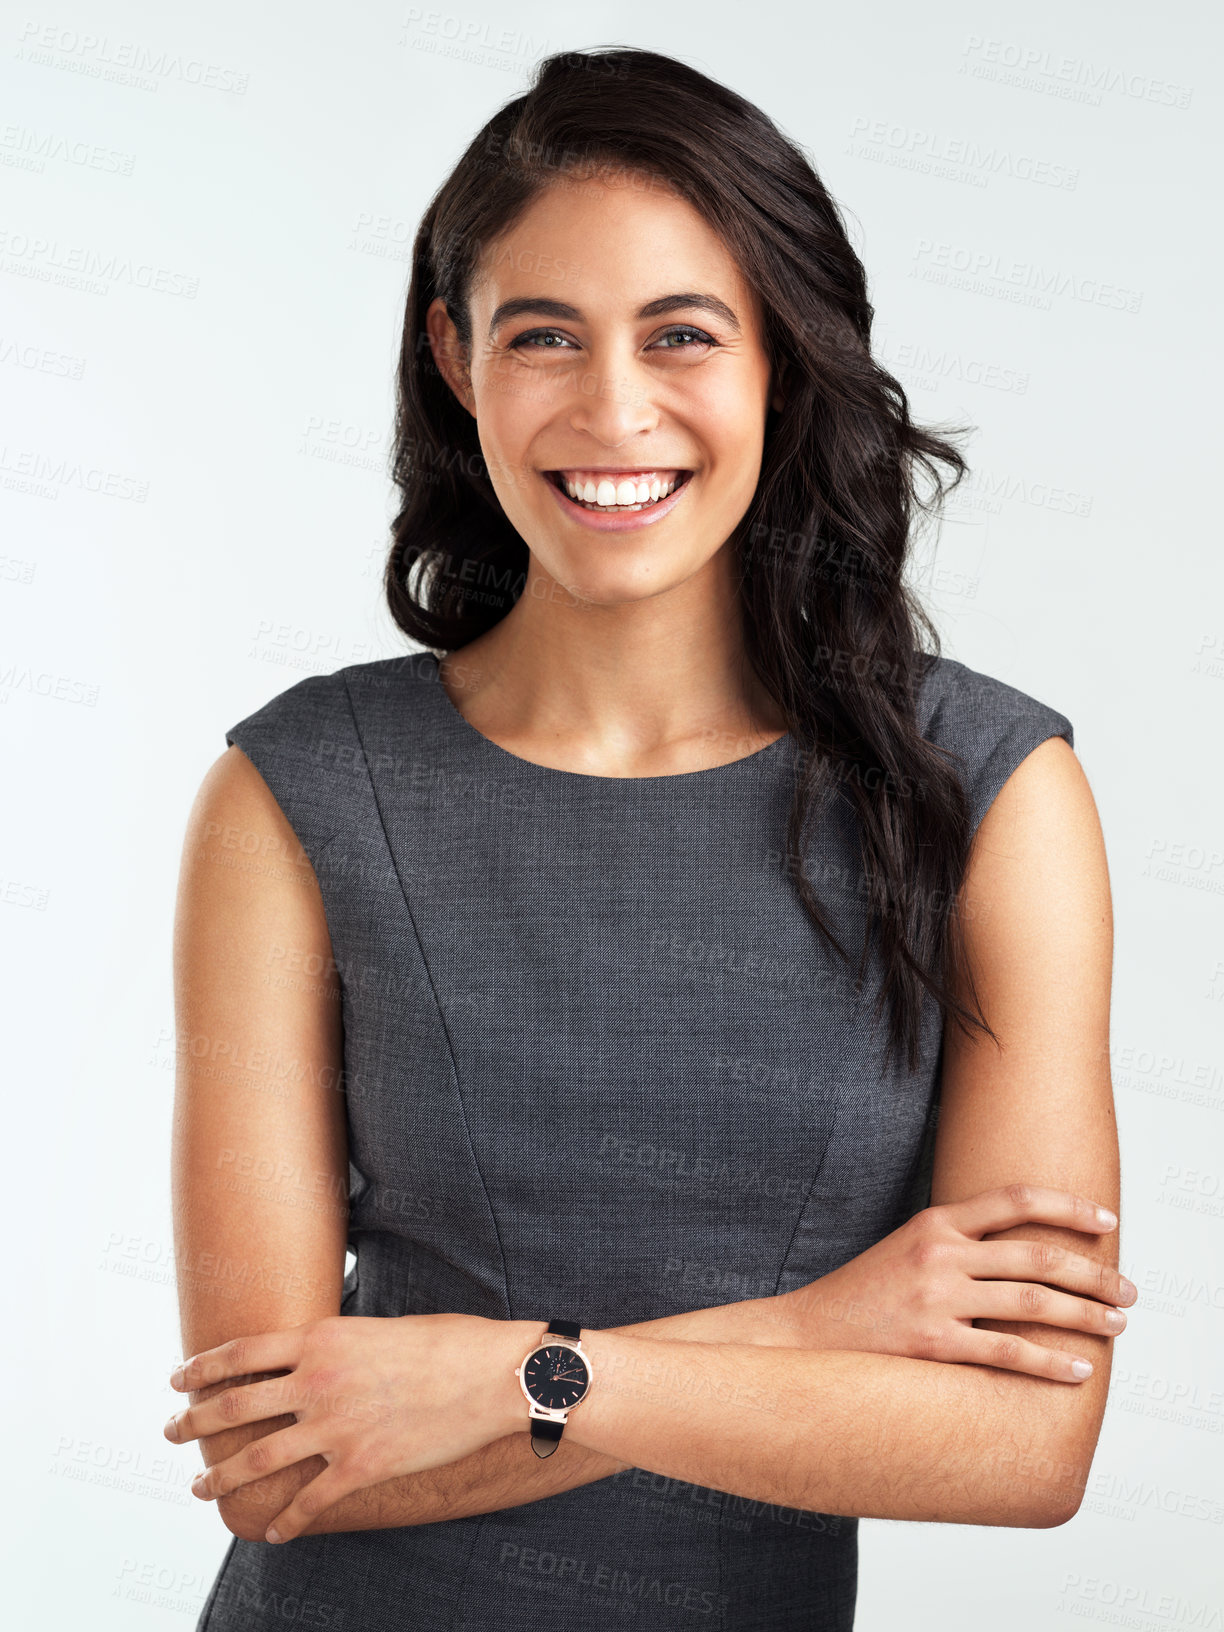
{"left": 523, "top": 1344, "right": 590, "bottom": 1410}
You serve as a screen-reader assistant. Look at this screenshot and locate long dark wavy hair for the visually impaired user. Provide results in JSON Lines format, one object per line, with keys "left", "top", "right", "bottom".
{"left": 384, "top": 46, "right": 990, "bottom": 1074}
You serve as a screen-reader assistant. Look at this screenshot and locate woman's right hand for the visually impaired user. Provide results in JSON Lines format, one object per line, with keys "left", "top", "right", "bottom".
{"left": 783, "top": 1186, "right": 1136, "bottom": 1383}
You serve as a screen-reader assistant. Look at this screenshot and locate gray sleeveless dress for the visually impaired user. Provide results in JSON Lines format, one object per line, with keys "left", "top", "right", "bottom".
{"left": 196, "top": 648, "right": 1073, "bottom": 1631}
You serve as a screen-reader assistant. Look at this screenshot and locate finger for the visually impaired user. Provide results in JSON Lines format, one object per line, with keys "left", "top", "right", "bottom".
{"left": 171, "top": 1329, "right": 303, "bottom": 1393}
{"left": 958, "top": 1324, "right": 1099, "bottom": 1384}
{"left": 265, "top": 1463, "right": 353, "bottom": 1545}
{"left": 966, "top": 1239, "right": 1136, "bottom": 1309}
{"left": 165, "top": 1375, "right": 302, "bottom": 1446}
{"left": 959, "top": 1280, "right": 1128, "bottom": 1340}
{"left": 190, "top": 1425, "right": 321, "bottom": 1503}
{"left": 942, "top": 1185, "right": 1118, "bottom": 1242}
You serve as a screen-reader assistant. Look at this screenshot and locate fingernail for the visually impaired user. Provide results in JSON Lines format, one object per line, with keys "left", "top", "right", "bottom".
{"left": 1095, "top": 1208, "right": 1117, "bottom": 1227}
{"left": 1071, "top": 1359, "right": 1094, "bottom": 1379}
{"left": 163, "top": 1415, "right": 178, "bottom": 1441}
{"left": 266, "top": 1526, "right": 282, "bottom": 1544}
{"left": 1104, "top": 1309, "right": 1126, "bottom": 1332}
{"left": 170, "top": 1365, "right": 185, "bottom": 1389}
{"left": 1119, "top": 1277, "right": 1137, "bottom": 1300}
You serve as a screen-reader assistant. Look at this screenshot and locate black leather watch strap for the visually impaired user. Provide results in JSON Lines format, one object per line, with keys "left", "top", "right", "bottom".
{"left": 530, "top": 1418, "right": 565, "bottom": 1458}
{"left": 545, "top": 1318, "right": 582, "bottom": 1340}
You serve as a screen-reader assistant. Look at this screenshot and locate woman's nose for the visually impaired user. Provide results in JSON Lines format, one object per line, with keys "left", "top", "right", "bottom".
{"left": 564, "top": 353, "right": 660, "bottom": 446}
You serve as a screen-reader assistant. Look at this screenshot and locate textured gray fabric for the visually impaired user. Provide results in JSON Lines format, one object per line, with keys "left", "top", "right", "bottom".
{"left": 196, "top": 649, "right": 1073, "bottom": 1631}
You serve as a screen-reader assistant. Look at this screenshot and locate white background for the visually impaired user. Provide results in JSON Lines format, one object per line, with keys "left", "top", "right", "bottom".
{"left": 1, "top": 0, "right": 1220, "bottom": 1625}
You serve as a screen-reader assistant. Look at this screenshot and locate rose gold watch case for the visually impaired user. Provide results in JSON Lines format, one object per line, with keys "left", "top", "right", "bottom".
{"left": 513, "top": 1336, "right": 595, "bottom": 1420}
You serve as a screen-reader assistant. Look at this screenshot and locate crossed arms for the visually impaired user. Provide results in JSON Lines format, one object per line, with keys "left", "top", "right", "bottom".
{"left": 170, "top": 732, "right": 1121, "bottom": 1542}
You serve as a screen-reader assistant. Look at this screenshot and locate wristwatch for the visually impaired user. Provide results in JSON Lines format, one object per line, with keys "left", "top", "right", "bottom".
{"left": 513, "top": 1319, "right": 594, "bottom": 1458}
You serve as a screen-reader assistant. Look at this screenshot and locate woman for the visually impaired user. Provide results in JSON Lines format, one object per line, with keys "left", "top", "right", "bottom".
{"left": 167, "top": 47, "right": 1130, "bottom": 1631}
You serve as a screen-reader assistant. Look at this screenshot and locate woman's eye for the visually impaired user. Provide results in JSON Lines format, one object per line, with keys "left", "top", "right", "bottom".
{"left": 654, "top": 326, "right": 716, "bottom": 350}
{"left": 507, "top": 330, "right": 576, "bottom": 351}
{"left": 506, "top": 326, "right": 717, "bottom": 353}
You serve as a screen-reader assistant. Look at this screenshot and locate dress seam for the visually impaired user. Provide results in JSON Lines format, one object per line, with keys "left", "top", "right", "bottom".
{"left": 339, "top": 664, "right": 506, "bottom": 1630}
{"left": 772, "top": 1058, "right": 850, "bottom": 1294}
{"left": 338, "top": 665, "right": 514, "bottom": 1321}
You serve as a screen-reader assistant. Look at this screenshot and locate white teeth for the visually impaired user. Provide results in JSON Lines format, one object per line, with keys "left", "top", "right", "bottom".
{"left": 560, "top": 473, "right": 680, "bottom": 510}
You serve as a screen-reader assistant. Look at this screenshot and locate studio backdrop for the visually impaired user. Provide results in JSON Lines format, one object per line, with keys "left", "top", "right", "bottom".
{"left": 2, "top": 1, "right": 1219, "bottom": 1627}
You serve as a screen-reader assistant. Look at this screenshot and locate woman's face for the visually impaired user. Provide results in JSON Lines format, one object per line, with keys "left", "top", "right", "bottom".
{"left": 427, "top": 170, "right": 782, "bottom": 608}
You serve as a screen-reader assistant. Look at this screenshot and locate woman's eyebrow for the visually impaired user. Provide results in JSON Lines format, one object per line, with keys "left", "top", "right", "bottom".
{"left": 487, "top": 292, "right": 741, "bottom": 336}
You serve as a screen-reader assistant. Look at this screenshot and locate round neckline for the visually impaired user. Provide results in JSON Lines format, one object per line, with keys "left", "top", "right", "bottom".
{"left": 423, "top": 652, "right": 791, "bottom": 785}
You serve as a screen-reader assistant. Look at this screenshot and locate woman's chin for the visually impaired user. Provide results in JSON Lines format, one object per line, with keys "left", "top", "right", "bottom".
{"left": 529, "top": 539, "right": 706, "bottom": 607}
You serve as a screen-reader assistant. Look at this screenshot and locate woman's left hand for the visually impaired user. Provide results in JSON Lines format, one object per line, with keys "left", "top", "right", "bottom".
{"left": 163, "top": 1313, "right": 535, "bottom": 1543}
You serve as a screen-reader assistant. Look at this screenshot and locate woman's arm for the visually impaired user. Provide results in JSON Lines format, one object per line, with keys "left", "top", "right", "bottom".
{"left": 924, "top": 730, "right": 1120, "bottom": 1512}
{"left": 170, "top": 746, "right": 820, "bottom": 1542}
{"left": 554, "top": 734, "right": 1120, "bottom": 1527}
{"left": 171, "top": 746, "right": 351, "bottom": 1536}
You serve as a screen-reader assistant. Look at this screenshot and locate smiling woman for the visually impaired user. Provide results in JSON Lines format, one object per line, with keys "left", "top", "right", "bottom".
{"left": 424, "top": 188, "right": 782, "bottom": 595}
{"left": 172, "top": 44, "right": 1126, "bottom": 1632}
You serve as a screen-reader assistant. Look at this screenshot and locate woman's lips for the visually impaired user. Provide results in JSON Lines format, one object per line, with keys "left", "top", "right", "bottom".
{"left": 541, "top": 469, "right": 695, "bottom": 533}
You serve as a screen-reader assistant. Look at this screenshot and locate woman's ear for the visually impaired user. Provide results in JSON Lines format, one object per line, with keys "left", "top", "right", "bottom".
{"left": 425, "top": 297, "right": 475, "bottom": 418}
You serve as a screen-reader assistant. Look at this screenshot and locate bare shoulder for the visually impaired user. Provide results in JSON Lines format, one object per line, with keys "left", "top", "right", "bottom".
{"left": 174, "top": 737, "right": 343, "bottom": 1171}
{"left": 956, "top": 735, "right": 1111, "bottom": 1007}
{"left": 184, "top": 738, "right": 309, "bottom": 858}
{"left": 937, "top": 731, "right": 1113, "bottom": 1167}
{"left": 970, "top": 733, "right": 1103, "bottom": 864}
{"left": 177, "top": 742, "right": 334, "bottom": 932}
